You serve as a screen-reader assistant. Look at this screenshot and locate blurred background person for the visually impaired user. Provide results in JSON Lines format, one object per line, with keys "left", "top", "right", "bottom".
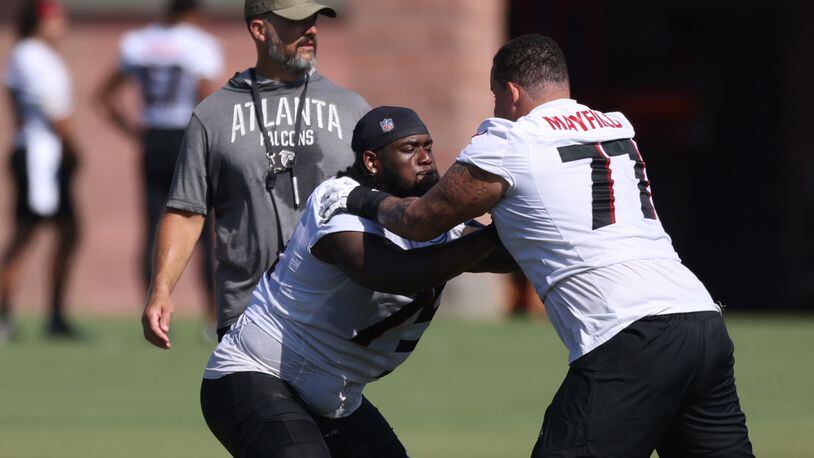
{"left": 95, "top": 0, "right": 223, "bottom": 337}
{"left": 506, "top": 271, "right": 533, "bottom": 318}
{"left": 1, "top": 0, "right": 82, "bottom": 341}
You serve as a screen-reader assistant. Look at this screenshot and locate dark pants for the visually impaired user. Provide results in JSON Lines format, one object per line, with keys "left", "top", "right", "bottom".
{"left": 141, "top": 129, "right": 214, "bottom": 296}
{"left": 4, "top": 146, "right": 79, "bottom": 323}
{"left": 10, "top": 146, "right": 77, "bottom": 222}
{"left": 200, "top": 372, "right": 408, "bottom": 458}
{"left": 532, "top": 311, "right": 753, "bottom": 458}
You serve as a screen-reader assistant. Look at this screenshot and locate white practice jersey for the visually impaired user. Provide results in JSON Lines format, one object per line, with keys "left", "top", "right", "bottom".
{"left": 457, "top": 99, "right": 719, "bottom": 362}
{"left": 206, "top": 177, "right": 465, "bottom": 413}
{"left": 5, "top": 38, "right": 73, "bottom": 143}
{"left": 5, "top": 38, "right": 73, "bottom": 215}
{"left": 119, "top": 23, "right": 222, "bottom": 128}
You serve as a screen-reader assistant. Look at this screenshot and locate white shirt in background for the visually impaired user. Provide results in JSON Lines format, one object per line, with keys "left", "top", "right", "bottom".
{"left": 119, "top": 22, "right": 223, "bottom": 129}
{"left": 5, "top": 38, "right": 73, "bottom": 215}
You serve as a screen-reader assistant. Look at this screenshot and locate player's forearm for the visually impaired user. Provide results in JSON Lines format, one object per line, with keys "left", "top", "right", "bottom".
{"left": 348, "top": 163, "right": 504, "bottom": 242}
{"left": 376, "top": 196, "right": 450, "bottom": 242}
{"left": 148, "top": 211, "right": 205, "bottom": 297}
{"left": 468, "top": 245, "right": 518, "bottom": 273}
{"left": 95, "top": 72, "right": 140, "bottom": 139}
{"left": 101, "top": 101, "right": 139, "bottom": 139}
{"left": 366, "top": 229, "right": 498, "bottom": 295}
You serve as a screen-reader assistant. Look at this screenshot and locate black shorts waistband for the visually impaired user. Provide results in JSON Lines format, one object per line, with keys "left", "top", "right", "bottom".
{"left": 637, "top": 311, "right": 721, "bottom": 323}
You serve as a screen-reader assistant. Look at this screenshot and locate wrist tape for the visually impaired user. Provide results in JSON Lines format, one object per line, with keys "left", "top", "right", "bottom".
{"left": 347, "top": 186, "right": 391, "bottom": 221}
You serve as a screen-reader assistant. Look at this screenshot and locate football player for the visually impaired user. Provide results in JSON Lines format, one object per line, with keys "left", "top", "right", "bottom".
{"left": 320, "top": 35, "right": 753, "bottom": 457}
{"left": 200, "top": 106, "right": 515, "bottom": 457}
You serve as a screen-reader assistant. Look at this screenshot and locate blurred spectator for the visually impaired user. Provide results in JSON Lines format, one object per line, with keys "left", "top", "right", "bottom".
{"left": 95, "top": 0, "right": 223, "bottom": 337}
{"left": 506, "top": 270, "right": 533, "bottom": 317}
{"left": 1, "top": 0, "right": 83, "bottom": 341}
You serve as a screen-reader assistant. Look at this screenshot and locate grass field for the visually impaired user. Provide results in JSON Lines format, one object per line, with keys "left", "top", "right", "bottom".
{"left": 0, "top": 313, "right": 812, "bottom": 457}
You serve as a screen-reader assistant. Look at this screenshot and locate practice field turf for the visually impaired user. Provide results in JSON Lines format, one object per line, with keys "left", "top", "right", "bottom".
{"left": 0, "top": 314, "right": 812, "bottom": 457}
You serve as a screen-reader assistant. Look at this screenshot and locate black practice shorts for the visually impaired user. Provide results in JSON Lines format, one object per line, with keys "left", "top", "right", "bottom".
{"left": 200, "top": 372, "right": 408, "bottom": 458}
{"left": 9, "top": 146, "right": 76, "bottom": 223}
{"left": 142, "top": 128, "right": 184, "bottom": 187}
{"left": 141, "top": 128, "right": 184, "bottom": 231}
{"left": 532, "top": 311, "right": 753, "bottom": 458}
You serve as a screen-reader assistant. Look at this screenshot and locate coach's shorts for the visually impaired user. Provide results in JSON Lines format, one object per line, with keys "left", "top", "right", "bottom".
{"left": 9, "top": 146, "right": 76, "bottom": 223}
{"left": 532, "top": 311, "right": 753, "bottom": 458}
{"left": 200, "top": 372, "right": 407, "bottom": 458}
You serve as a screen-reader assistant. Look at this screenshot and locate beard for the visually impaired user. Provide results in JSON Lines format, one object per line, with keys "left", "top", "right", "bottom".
{"left": 267, "top": 34, "right": 316, "bottom": 73}
{"left": 378, "top": 167, "right": 439, "bottom": 198}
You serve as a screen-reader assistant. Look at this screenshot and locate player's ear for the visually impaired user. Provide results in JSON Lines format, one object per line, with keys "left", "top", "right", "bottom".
{"left": 506, "top": 81, "right": 522, "bottom": 105}
{"left": 362, "top": 150, "right": 379, "bottom": 175}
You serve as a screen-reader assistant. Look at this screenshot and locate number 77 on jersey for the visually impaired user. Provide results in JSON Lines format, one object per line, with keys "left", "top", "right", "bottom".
{"left": 558, "top": 138, "right": 657, "bottom": 230}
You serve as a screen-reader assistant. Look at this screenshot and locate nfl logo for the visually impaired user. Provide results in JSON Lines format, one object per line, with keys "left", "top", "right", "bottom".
{"left": 380, "top": 118, "right": 395, "bottom": 132}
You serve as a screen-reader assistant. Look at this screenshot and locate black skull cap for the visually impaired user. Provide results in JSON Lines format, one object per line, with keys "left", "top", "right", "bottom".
{"left": 351, "top": 106, "right": 429, "bottom": 154}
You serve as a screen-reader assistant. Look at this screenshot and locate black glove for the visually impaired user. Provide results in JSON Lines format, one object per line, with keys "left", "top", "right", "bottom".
{"left": 346, "top": 186, "right": 392, "bottom": 220}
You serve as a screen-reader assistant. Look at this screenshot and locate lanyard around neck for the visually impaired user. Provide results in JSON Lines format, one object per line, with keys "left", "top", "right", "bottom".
{"left": 248, "top": 68, "right": 310, "bottom": 210}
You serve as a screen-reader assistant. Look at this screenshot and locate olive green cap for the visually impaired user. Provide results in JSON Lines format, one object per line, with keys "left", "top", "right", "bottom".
{"left": 244, "top": 0, "right": 336, "bottom": 20}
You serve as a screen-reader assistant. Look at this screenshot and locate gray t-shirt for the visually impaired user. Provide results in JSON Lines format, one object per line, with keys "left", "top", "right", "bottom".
{"left": 167, "top": 68, "right": 369, "bottom": 328}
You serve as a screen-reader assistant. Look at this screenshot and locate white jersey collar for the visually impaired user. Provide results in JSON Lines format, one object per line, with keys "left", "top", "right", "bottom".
{"left": 529, "top": 98, "right": 578, "bottom": 116}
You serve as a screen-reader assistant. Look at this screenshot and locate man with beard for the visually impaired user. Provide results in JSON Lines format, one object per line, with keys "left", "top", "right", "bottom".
{"left": 141, "top": 0, "right": 369, "bottom": 349}
{"left": 200, "top": 106, "right": 515, "bottom": 457}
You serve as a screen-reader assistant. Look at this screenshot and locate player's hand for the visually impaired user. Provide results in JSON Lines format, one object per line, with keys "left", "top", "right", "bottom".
{"left": 141, "top": 292, "right": 174, "bottom": 349}
{"left": 319, "top": 177, "right": 360, "bottom": 223}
